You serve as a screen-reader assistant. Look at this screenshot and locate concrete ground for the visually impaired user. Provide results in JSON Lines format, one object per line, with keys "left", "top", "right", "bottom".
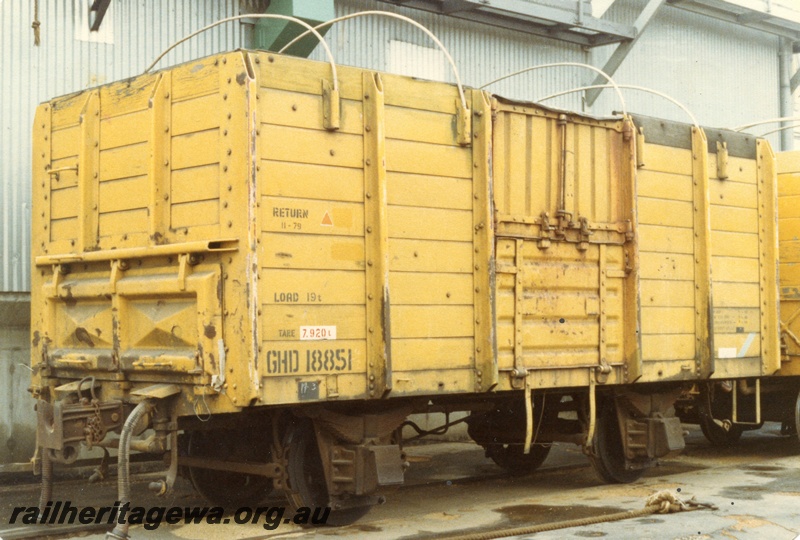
{"left": 1, "top": 423, "right": 799, "bottom": 540}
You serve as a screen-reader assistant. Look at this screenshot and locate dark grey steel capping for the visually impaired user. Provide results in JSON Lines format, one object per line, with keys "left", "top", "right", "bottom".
{"left": 629, "top": 113, "right": 757, "bottom": 159}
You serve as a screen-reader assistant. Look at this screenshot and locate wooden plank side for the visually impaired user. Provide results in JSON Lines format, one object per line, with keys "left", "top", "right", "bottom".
{"left": 385, "top": 139, "right": 471, "bottom": 178}
{"left": 100, "top": 109, "right": 150, "bottom": 150}
{"left": 261, "top": 269, "right": 365, "bottom": 305}
{"left": 392, "top": 338, "right": 474, "bottom": 370}
{"left": 638, "top": 253, "right": 695, "bottom": 281}
{"left": 642, "top": 144, "right": 693, "bottom": 176}
{"left": 171, "top": 129, "right": 220, "bottom": 170}
{"left": 171, "top": 165, "right": 219, "bottom": 204}
{"left": 387, "top": 172, "right": 472, "bottom": 210}
{"left": 171, "top": 200, "right": 220, "bottom": 228}
{"left": 385, "top": 106, "right": 458, "bottom": 146}
{"left": 259, "top": 88, "right": 363, "bottom": 135}
{"left": 261, "top": 305, "right": 366, "bottom": 341}
{"left": 262, "top": 196, "right": 364, "bottom": 237}
{"left": 391, "top": 305, "right": 474, "bottom": 338}
{"left": 387, "top": 206, "right": 472, "bottom": 241}
{"left": 641, "top": 334, "right": 696, "bottom": 361}
{"left": 171, "top": 93, "right": 221, "bottom": 136}
{"left": 261, "top": 160, "right": 363, "bottom": 203}
{"left": 640, "top": 279, "right": 695, "bottom": 307}
{"left": 98, "top": 176, "right": 149, "bottom": 213}
{"left": 98, "top": 208, "right": 148, "bottom": 235}
{"left": 389, "top": 272, "right": 473, "bottom": 305}
{"left": 262, "top": 232, "right": 365, "bottom": 271}
{"left": 99, "top": 143, "right": 148, "bottom": 181}
{"left": 261, "top": 124, "right": 363, "bottom": 168}
{"left": 638, "top": 224, "right": 694, "bottom": 254}
{"left": 388, "top": 239, "right": 473, "bottom": 273}
{"left": 637, "top": 197, "right": 693, "bottom": 227}
{"left": 637, "top": 170, "right": 693, "bottom": 202}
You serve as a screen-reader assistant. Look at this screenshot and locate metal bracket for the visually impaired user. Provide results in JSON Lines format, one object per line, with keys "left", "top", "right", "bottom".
{"left": 322, "top": 79, "right": 340, "bottom": 131}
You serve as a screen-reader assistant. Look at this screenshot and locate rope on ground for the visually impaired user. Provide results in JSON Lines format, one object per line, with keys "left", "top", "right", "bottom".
{"left": 436, "top": 491, "right": 718, "bottom": 540}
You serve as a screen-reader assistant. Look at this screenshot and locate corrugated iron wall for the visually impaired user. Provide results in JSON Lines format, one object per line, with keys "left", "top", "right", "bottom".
{"left": 592, "top": 0, "right": 781, "bottom": 139}
{"left": 0, "top": 0, "right": 790, "bottom": 292}
{"left": 0, "top": 0, "right": 243, "bottom": 292}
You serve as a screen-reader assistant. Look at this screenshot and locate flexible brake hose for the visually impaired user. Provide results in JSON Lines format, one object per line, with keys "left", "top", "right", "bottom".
{"left": 37, "top": 448, "right": 53, "bottom": 517}
{"left": 106, "top": 400, "right": 152, "bottom": 540}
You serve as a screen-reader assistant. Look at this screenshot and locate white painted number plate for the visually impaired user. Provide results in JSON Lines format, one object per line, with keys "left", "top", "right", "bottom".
{"left": 300, "top": 326, "right": 337, "bottom": 341}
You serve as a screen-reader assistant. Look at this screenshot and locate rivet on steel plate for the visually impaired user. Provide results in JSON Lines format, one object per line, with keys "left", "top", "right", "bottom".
{"left": 366, "top": 226, "right": 372, "bottom": 233}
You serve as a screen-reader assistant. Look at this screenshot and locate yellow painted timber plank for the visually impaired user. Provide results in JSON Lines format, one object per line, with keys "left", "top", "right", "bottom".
{"left": 171, "top": 165, "right": 219, "bottom": 204}
{"left": 98, "top": 176, "right": 149, "bottom": 213}
{"left": 387, "top": 206, "right": 472, "bottom": 241}
{"left": 388, "top": 239, "right": 473, "bottom": 273}
{"left": 389, "top": 272, "right": 473, "bottom": 305}
{"left": 171, "top": 129, "right": 220, "bottom": 170}
{"left": 170, "top": 199, "right": 219, "bottom": 229}
{"left": 259, "top": 88, "right": 362, "bottom": 135}
{"left": 637, "top": 170, "right": 693, "bottom": 202}
{"left": 261, "top": 305, "right": 366, "bottom": 341}
{"left": 640, "top": 279, "right": 695, "bottom": 307}
{"left": 100, "top": 109, "right": 150, "bottom": 150}
{"left": 171, "top": 93, "right": 221, "bottom": 136}
{"left": 98, "top": 208, "right": 148, "bottom": 235}
{"left": 712, "top": 256, "right": 760, "bottom": 283}
{"left": 642, "top": 144, "right": 692, "bottom": 176}
{"left": 99, "top": 143, "right": 147, "bottom": 181}
{"left": 261, "top": 124, "right": 363, "bottom": 168}
{"left": 392, "top": 338, "right": 474, "bottom": 370}
{"left": 386, "top": 172, "right": 472, "bottom": 210}
{"left": 261, "top": 160, "right": 363, "bottom": 202}
{"left": 637, "top": 198, "right": 693, "bottom": 227}
{"left": 385, "top": 106, "right": 458, "bottom": 145}
{"left": 385, "top": 139, "right": 471, "bottom": 178}
{"left": 261, "top": 269, "right": 365, "bottom": 305}
{"left": 641, "top": 334, "right": 696, "bottom": 361}
{"left": 262, "top": 196, "right": 364, "bottom": 237}
{"left": 50, "top": 186, "right": 79, "bottom": 220}
{"left": 262, "top": 232, "right": 365, "bottom": 270}
{"left": 391, "top": 305, "right": 473, "bottom": 338}
{"left": 641, "top": 307, "right": 695, "bottom": 334}
{"left": 638, "top": 224, "right": 694, "bottom": 254}
{"left": 710, "top": 205, "right": 758, "bottom": 233}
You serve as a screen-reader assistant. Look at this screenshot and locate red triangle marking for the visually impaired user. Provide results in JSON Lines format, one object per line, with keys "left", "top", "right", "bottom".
{"left": 321, "top": 211, "right": 333, "bottom": 226}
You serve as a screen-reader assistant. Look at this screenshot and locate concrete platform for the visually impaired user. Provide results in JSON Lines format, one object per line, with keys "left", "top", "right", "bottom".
{"left": 0, "top": 423, "right": 799, "bottom": 539}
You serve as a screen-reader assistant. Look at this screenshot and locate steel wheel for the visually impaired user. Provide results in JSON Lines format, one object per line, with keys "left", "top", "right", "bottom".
{"left": 285, "top": 420, "right": 370, "bottom": 526}
{"left": 187, "top": 429, "right": 273, "bottom": 508}
{"left": 486, "top": 443, "right": 551, "bottom": 474}
{"left": 589, "top": 402, "right": 644, "bottom": 484}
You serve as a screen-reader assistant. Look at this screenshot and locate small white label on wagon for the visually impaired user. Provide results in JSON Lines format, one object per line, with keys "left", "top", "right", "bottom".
{"left": 300, "top": 326, "right": 337, "bottom": 341}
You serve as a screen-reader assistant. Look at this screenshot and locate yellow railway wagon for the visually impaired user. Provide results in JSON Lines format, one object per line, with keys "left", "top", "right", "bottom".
{"left": 30, "top": 50, "right": 779, "bottom": 524}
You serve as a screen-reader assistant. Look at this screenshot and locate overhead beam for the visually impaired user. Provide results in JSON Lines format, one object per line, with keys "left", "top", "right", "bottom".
{"left": 791, "top": 67, "right": 800, "bottom": 94}
{"left": 666, "top": 0, "right": 800, "bottom": 41}
{"left": 585, "top": 0, "right": 666, "bottom": 107}
{"left": 377, "top": 0, "right": 637, "bottom": 47}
